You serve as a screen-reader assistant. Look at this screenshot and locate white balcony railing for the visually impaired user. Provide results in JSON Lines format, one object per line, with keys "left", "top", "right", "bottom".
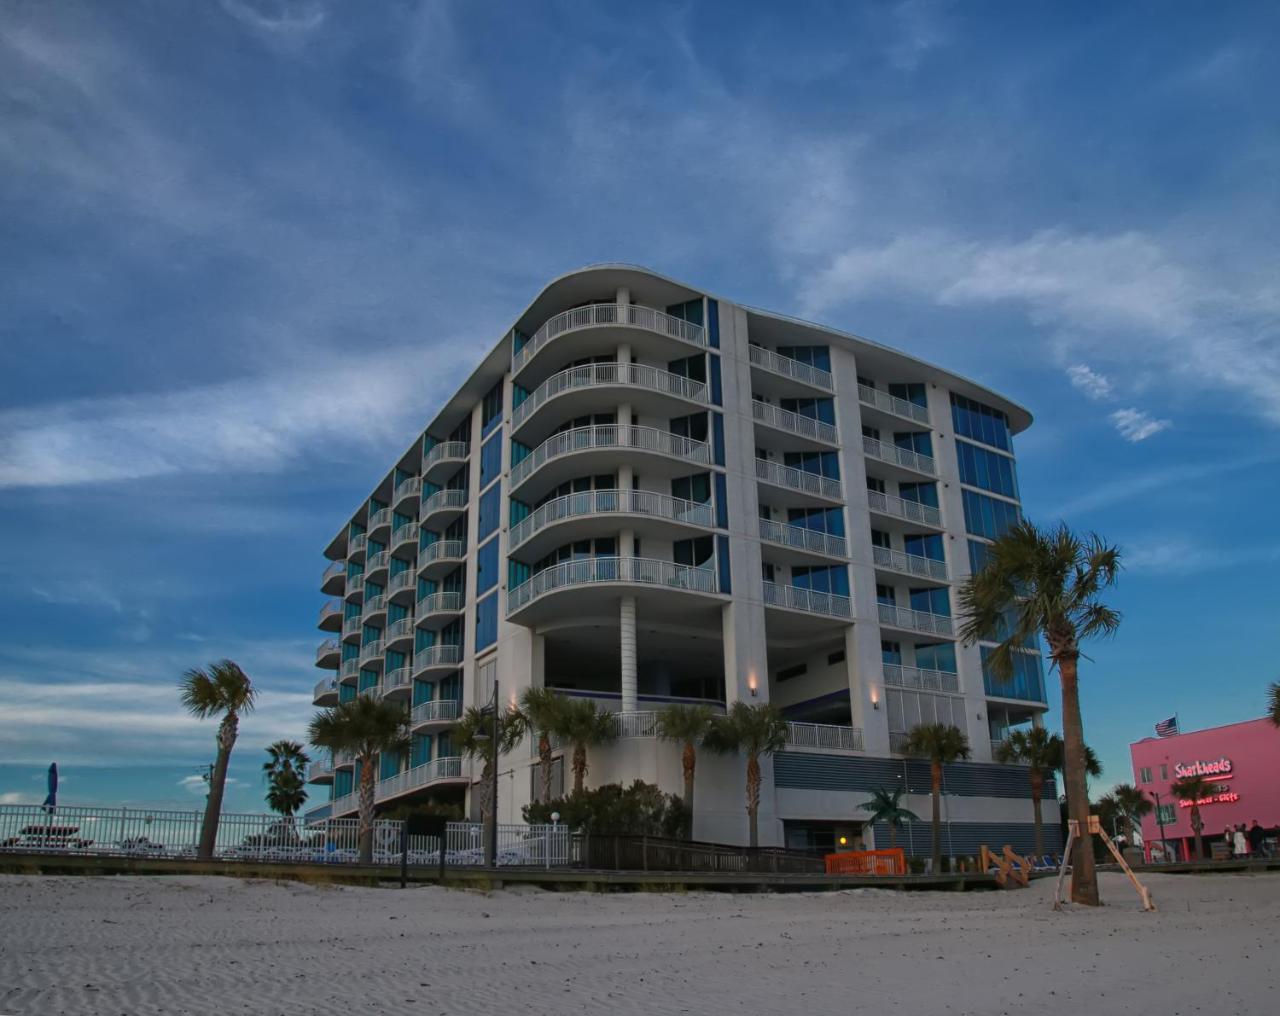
{"left": 414, "top": 643, "right": 462, "bottom": 674}
{"left": 418, "top": 540, "right": 466, "bottom": 569}
{"left": 508, "top": 557, "right": 718, "bottom": 614}
{"left": 754, "top": 457, "right": 843, "bottom": 501}
{"left": 416, "top": 590, "right": 465, "bottom": 618}
{"left": 374, "top": 756, "right": 465, "bottom": 803}
{"left": 877, "top": 603, "right": 954, "bottom": 637}
{"left": 390, "top": 524, "right": 418, "bottom": 550}
{"left": 422, "top": 441, "right": 470, "bottom": 473}
{"left": 317, "top": 599, "right": 342, "bottom": 626}
{"left": 345, "top": 573, "right": 365, "bottom": 598}
{"left": 382, "top": 666, "right": 412, "bottom": 695}
{"left": 339, "top": 659, "right": 359, "bottom": 680}
{"left": 761, "top": 580, "right": 852, "bottom": 619}
{"left": 384, "top": 616, "right": 415, "bottom": 644}
{"left": 348, "top": 533, "right": 367, "bottom": 556}
{"left": 312, "top": 675, "right": 338, "bottom": 701}
{"left": 411, "top": 699, "right": 461, "bottom": 727}
{"left": 883, "top": 664, "right": 960, "bottom": 693}
{"left": 510, "top": 425, "right": 711, "bottom": 489}
{"left": 419, "top": 488, "right": 467, "bottom": 521}
{"left": 866, "top": 489, "right": 942, "bottom": 528}
{"left": 512, "top": 302, "right": 706, "bottom": 375}
{"left": 872, "top": 545, "right": 948, "bottom": 582}
{"left": 748, "top": 345, "right": 834, "bottom": 391}
{"left": 358, "top": 639, "right": 385, "bottom": 664}
{"left": 368, "top": 508, "right": 393, "bottom": 532}
{"left": 315, "top": 639, "right": 339, "bottom": 664}
{"left": 784, "top": 722, "right": 864, "bottom": 753}
{"left": 609, "top": 711, "right": 661, "bottom": 738}
{"left": 857, "top": 383, "right": 930, "bottom": 425}
{"left": 358, "top": 684, "right": 380, "bottom": 699}
{"left": 758, "top": 518, "right": 848, "bottom": 558}
{"left": 509, "top": 489, "right": 715, "bottom": 549}
{"left": 862, "top": 435, "right": 936, "bottom": 476}
{"left": 342, "top": 614, "right": 361, "bottom": 637}
{"left": 512, "top": 362, "right": 708, "bottom": 429}
{"left": 387, "top": 570, "right": 416, "bottom": 596}
{"left": 394, "top": 476, "right": 422, "bottom": 501}
{"left": 365, "top": 551, "right": 389, "bottom": 574}
{"left": 752, "top": 399, "right": 839, "bottom": 444}
{"left": 321, "top": 560, "right": 345, "bottom": 587}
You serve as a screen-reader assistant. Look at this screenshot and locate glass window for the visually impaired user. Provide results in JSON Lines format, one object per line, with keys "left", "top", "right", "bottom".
{"left": 781, "top": 397, "right": 835, "bottom": 425}
{"left": 480, "top": 433, "right": 502, "bottom": 489}
{"left": 475, "top": 593, "right": 498, "bottom": 651}
{"left": 898, "top": 482, "right": 938, "bottom": 508}
{"left": 909, "top": 587, "right": 950, "bottom": 616}
{"left": 673, "top": 536, "right": 714, "bottom": 567}
{"left": 791, "top": 565, "right": 849, "bottom": 596}
{"left": 881, "top": 640, "right": 902, "bottom": 664}
{"left": 1139, "top": 767, "right": 1152, "bottom": 784}
{"left": 903, "top": 533, "right": 944, "bottom": 561}
{"left": 915, "top": 642, "right": 957, "bottom": 673}
{"left": 481, "top": 383, "right": 503, "bottom": 437}
{"left": 666, "top": 299, "right": 704, "bottom": 327}
{"left": 476, "top": 537, "right": 499, "bottom": 594}
{"left": 894, "top": 431, "right": 933, "bottom": 458}
{"left": 950, "top": 393, "right": 1011, "bottom": 451}
{"left": 876, "top": 583, "right": 897, "bottom": 605}
{"left": 956, "top": 440, "right": 1019, "bottom": 499}
{"left": 980, "top": 646, "right": 1047, "bottom": 702}
{"left": 968, "top": 540, "right": 991, "bottom": 575}
{"left": 783, "top": 450, "right": 840, "bottom": 479}
{"left": 672, "top": 473, "right": 712, "bottom": 503}
{"left": 786, "top": 506, "right": 844, "bottom": 536}
{"left": 777, "top": 345, "right": 831, "bottom": 372}
{"left": 887, "top": 382, "right": 927, "bottom": 408}
{"left": 667, "top": 354, "right": 707, "bottom": 383}
{"left": 962, "top": 489, "right": 1021, "bottom": 540}
{"left": 478, "top": 486, "right": 500, "bottom": 540}
{"left": 670, "top": 413, "right": 709, "bottom": 442}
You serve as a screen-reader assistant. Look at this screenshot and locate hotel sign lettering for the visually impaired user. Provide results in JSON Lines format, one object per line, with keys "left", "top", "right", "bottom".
{"left": 1172, "top": 757, "right": 1232, "bottom": 780}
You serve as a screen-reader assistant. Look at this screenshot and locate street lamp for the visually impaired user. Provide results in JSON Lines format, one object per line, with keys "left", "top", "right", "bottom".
{"left": 473, "top": 680, "right": 501, "bottom": 868}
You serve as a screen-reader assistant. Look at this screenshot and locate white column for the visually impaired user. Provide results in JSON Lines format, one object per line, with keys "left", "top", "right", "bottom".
{"left": 620, "top": 595, "right": 638, "bottom": 712}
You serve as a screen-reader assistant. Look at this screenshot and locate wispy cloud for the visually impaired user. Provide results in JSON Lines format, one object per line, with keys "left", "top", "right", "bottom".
{"left": 1053, "top": 453, "right": 1279, "bottom": 517}
{"left": 1125, "top": 537, "right": 1280, "bottom": 575}
{"left": 1109, "top": 408, "right": 1172, "bottom": 443}
{"left": 884, "top": 0, "right": 953, "bottom": 71}
{"left": 1065, "top": 364, "right": 1113, "bottom": 400}
{"left": 218, "top": 0, "right": 329, "bottom": 38}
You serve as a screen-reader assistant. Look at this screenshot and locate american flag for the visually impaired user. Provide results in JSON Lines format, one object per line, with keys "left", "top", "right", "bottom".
{"left": 1155, "top": 715, "right": 1179, "bottom": 738}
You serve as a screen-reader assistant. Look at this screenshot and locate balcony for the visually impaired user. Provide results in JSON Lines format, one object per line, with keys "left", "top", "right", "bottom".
{"left": 752, "top": 399, "right": 839, "bottom": 446}
{"left": 312, "top": 675, "right": 339, "bottom": 706}
{"left": 877, "top": 603, "right": 954, "bottom": 638}
{"left": 393, "top": 475, "right": 422, "bottom": 510}
{"left": 341, "top": 614, "right": 361, "bottom": 642}
{"left": 410, "top": 698, "right": 461, "bottom": 729}
{"left": 762, "top": 580, "right": 852, "bottom": 620}
{"left": 415, "top": 590, "right": 465, "bottom": 629}
{"left": 361, "top": 594, "right": 387, "bottom": 625}
{"left": 509, "top": 488, "right": 715, "bottom": 555}
{"left": 511, "top": 302, "right": 707, "bottom": 380}
{"left": 866, "top": 489, "right": 942, "bottom": 529}
{"left": 317, "top": 598, "right": 342, "bottom": 632}
{"left": 872, "top": 545, "right": 948, "bottom": 582}
{"left": 384, "top": 616, "right": 416, "bottom": 650}
{"left": 307, "top": 756, "right": 334, "bottom": 784}
{"left": 510, "top": 424, "right": 711, "bottom": 497}
{"left": 358, "top": 639, "right": 385, "bottom": 667}
{"left": 381, "top": 665, "right": 413, "bottom": 699}
{"left": 862, "top": 435, "right": 935, "bottom": 477}
{"left": 365, "top": 551, "right": 389, "bottom": 582}
{"left": 348, "top": 532, "right": 368, "bottom": 561}
{"left": 758, "top": 518, "right": 848, "bottom": 560}
{"left": 343, "top": 573, "right": 365, "bottom": 603}
{"left": 339, "top": 659, "right": 359, "bottom": 682}
{"left": 387, "top": 569, "right": 416, "bottom": 604}
{"left": 511, "top": 362, "right": 709, "bottom": 437}
{"left": 509, "top": 556, "right": 719, "bottom": 616}
{"left": 422, "top": 441, "right": 470, "bottom": 482}
{"left": 367, "top": 507, "right": 393, "bottom": 538}
{"left": 358, "top": 684, "right": 380, "bottom": 699}
{"left": 883, "top": 663, "right": 959, "bottom": 694}
{"left": 754, "top": 457, "right": 843, "bottom": 504}
{"left": 748, "top": 345, "right": 834, "bottom": 393}
{"left": 782, "top": 722, "right": 864, "bottom": 754}
{"left": 320, "top": 560, "right": 345, "bottom": 595}
{"left": 314, "top": 639, "right": 340, "bottom": 669}
{"left": 417, "top": 539, "right": 465, "bottom": 578}
{"left": 390, "top": 523, "right": 419, "bottom": 556}
{"left": 413, "top": 643, "right": 463, "bottom": 679}
{"left": 857, "top": 383, "right": 930, "bottom": 425}
{"left": 419, "top": 488, "right": 467, "bottom": 527}
{"left": 372, "top": 756, "right": 466, "bottom": 807}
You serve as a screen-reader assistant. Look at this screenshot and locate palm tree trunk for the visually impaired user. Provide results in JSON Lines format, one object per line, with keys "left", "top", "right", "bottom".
{"left": 1059, "top": 654, "right": 1099, "bottom": 905}
{"left": 888, "top": 824, "right": 897, "bottom": 849}
{"left": 930, "top": 760, "right": 942, "bottom": 873}
{"left": 538, "top": 732, "right": 552, "bottom": 803}
{"left": 197, "top": 714, "right": 237, "bottom": 860}
{"left": 1029, "top": 770, "right": 1045, "bottom": 857}
{"left": 682, "top": 741, "right": 696, "bottom": 841}
{"left": 572, "top": 744, "right": 587, "bottom": 795}
{"left": 357, "top": 754, "right": 376, "bottom": 864}
{"left": 1191, "top": 806, "right": 1203, "bottom": 860}
{"left": 746, "top": 753, "right": 761, "bottom": 848}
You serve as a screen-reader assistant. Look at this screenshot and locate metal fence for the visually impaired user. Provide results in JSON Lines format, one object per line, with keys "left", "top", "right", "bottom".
{"left": 576, "top": 834, "right": 826, "bottom": 874}
{"left": 0, "top": 805, "right": 571, "bottom": 869}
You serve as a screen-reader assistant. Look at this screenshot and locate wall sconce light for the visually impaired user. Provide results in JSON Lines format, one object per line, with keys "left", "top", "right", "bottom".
{"left": 747, "top": 673, "right": 758, "bottom": 697}
{"left": 870, "top": 687, "right": 880, "bottom": 710}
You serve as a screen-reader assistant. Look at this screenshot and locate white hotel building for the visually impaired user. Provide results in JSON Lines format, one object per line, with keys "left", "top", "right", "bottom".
{"left": 307, "top": 265, "right": 1059, "bottom": 854}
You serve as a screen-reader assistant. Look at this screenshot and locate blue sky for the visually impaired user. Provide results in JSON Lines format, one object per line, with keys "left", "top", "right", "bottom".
{"left": 1, "top": 0, "right": 1277, "bottom": 812}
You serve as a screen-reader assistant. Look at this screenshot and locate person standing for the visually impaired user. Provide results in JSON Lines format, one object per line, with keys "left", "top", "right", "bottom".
{"left": 1248, "top": 820, "right": 1266, "bottom": 858}
{"left": 1232, "top": 823, "right": 1248, "bottom": 859}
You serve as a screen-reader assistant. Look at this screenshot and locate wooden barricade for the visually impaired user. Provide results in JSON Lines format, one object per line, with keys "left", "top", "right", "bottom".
{"left": 824, "top": 847, "right": 906, "bottom": 876}
{"left": 980, "top": 844, "right": 1031, "bottom": 888}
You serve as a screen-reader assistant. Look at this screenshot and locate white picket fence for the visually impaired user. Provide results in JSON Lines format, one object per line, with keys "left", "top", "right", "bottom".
{"left": 0, "top": 805, "right": 571, "bottom": 868}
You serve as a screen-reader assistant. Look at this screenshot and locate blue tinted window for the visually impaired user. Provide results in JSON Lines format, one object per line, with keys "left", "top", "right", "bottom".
{"left": 881, "top": 640, "right": 902, "bottom": 664}
{"left": 777, "top": 345, "right": 831, "bottom": 372}
{"left": 478, "top": 485, "right": 500, "bottom": 540}
{"left": 477, "top": 537, "right": 499, "bottom": 594}
{"left": 476, "top": 593, "right": 498, "bottom": 651}
{"left": 903, "top": 533, "right": 944, "bottom": 560}
{"left": 783, "top": 450, "right": 840, "bottom": 479}
{"left": 894, "top": 431, "right": 933, "bottom": 458}
{"left": 909, "top": 587, "right": 950, "bottom": 616}
{"left": 887, "top": 382, "right": 927, "bottom": 408}
{"left": 956, "top": 440, "right": 1019, "bottom": 499}
{"left": 781, "top": 397, "right": 835, "bottom": 425}
{"left": 950, "top": 394, "right": 1011, "bottom": 451}
{"left": 968, "top": 540, "right": 991, "bottom": 575}
{"left": 785, "top": 506, "right": 844, "bottom": 537}
{"left": 898, "top": 482, "right": 938, "bottom": 508}
{"left": 481, "top": 383, "right": 503, "bottom": 437}
{"left": 962, "top": 490, "right": 1021, "bottom": 540}
{"left": 480, "top": 433, "right": 502, "bottom": 488}
{"left": 915, "top": 642, "right": 957, "bottom": 672}
{"left": 791, "top": 565, "right": 849, "bottom": 596}
{"left": 981, "top": 646, "right": 1047, "bottom": 702}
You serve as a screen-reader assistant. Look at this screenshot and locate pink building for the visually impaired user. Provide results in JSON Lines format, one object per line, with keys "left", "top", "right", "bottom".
{"left": 1129, "top": 717, "right": 1280, "bottom": 861}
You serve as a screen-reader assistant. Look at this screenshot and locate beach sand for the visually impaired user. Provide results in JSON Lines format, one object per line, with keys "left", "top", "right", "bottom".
{"left": 2, "top": 871, "right": 1277, "bottom": 1015}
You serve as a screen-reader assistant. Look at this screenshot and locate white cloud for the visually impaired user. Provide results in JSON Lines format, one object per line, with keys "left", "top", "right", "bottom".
{"left": 1065, "top": 364, "right": 1113, "bottom": 400}
{"left": 0, "top": 792, "right": 38, "bottom": 805}
{"left": 1125, "top": 538, "right": 1280, "bottom": 575}
{"left": 218, "top": 0, "right": 328, "bottom": 37}
{"left": 1109, "top": 408, "right": 1172, "bottom": 443}
{"left": 177, "top": 774, "right": 240, "bottom": 795}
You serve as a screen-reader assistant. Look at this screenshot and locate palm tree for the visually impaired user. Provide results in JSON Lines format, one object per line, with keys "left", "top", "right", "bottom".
{"left": 455, "top": 704, "right": 525, "bottom": 823}
{"left": 858, "top": 786, "right": 919, "bottom": 849}
{"left": 265, "top": 768, "right": 307, "bottom": 820}
{"left": 518, "top": 688, "right": 566, "bottom": 805}
{"left": 557, "top": 699, "right": 617, "bottom": 796}
{"left": 1171, "top": 774, "right": 1216, "bottom": 860}
{"left": 1111, "top": 782, "right": 1153, "bottom": 849}
{"left": 904, "top": 723, "right": 971, "bottom": 873}
{"left": 960, "top": 520, "right": 1121, "bottom": 907}
{"left": 1268, "top": 681, "right": 1280, "bottom": 727}
{"left": 994, "top": 728, "right": 1061, "bottom": 857}
{"left": 263, "top": 740, "right": 310, "bottom": 783}
{"left": 705, "top": 702, "right": 788, "bottom": 848}
{"left": 179, "top": 660, "right": 258, "bottom": 860}
{"left": 657, "top": 704, "right": 716, "bottom": 838}
{"left": 308, "top": 697, "right": 410, "bottom": 863}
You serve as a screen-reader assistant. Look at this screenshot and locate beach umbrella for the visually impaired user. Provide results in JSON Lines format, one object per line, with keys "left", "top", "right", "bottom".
{"left": 42, "top": 762, "right": 57, "bottom": 812}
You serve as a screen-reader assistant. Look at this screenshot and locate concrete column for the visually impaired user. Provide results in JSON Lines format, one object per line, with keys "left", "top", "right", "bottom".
{"left": 616, "top": 286, "right": 630, "bottom": 315}
{"left": 620, "top": 595, "right": 638, "bottom": 712}
{"left": 721, "top": 599, "right": 768, "bottom": 705}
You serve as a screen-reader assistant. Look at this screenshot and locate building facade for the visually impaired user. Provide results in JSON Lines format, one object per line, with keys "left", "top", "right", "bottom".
{"left": 306, "top": 264, "right": 1057, "bottom": 854}
{"left": 1130, "top": 717, "right": 1280, "bottom": 861}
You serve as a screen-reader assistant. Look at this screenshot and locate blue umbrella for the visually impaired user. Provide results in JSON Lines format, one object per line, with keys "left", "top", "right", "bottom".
{"left": 42, "top": 762, "right": 57, "bottom": 812}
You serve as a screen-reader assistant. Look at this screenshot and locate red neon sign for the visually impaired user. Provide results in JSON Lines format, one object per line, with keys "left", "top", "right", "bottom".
{"left": 1173, "top": 757, "right": 1233, "bottom": 779}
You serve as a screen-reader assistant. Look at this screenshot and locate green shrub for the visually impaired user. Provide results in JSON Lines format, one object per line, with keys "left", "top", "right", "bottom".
{"left": 524, "top": 780, "right": 688, "bottom": 838}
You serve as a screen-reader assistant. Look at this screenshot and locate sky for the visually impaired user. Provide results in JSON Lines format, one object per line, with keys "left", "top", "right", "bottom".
{"left": 1, "top": 0, "right": 1278, "bottom": 812}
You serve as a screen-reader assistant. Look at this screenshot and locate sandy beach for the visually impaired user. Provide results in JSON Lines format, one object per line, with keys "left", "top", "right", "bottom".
{"left": 2, "top": 871, "right": 1277, "bottom": 1015}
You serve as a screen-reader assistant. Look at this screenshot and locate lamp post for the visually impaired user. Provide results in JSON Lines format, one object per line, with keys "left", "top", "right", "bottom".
{"left": 473, "top": 680, "right": 501, "bottom": 868}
